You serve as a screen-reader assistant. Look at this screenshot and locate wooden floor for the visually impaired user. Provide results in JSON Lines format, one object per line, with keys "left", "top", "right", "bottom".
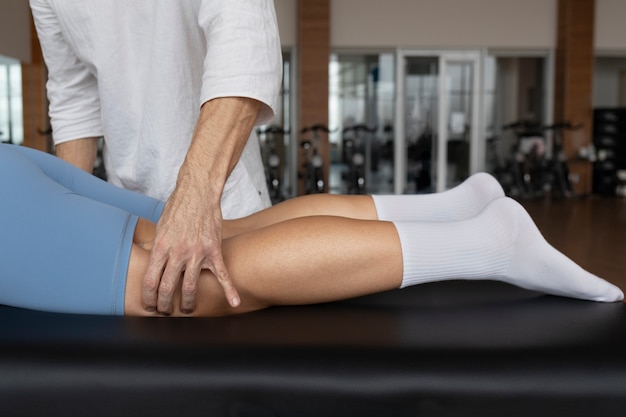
{"left": 520, "top": 195, "right": 626, "bottom": 296}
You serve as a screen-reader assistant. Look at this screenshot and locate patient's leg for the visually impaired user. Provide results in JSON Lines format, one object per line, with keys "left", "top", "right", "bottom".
{"left": 372, "top": 172, "right": 505, "bottom": 221}
{"left": 125, "top": 198, "right": 623, "bottom": 317}
{"left": 226, "top": 173, "right": 504, "bottom": 237}
{"left": 125, "top": 217, "right": 403, "bottom": 316}
{"left": 395, "top": 197, "right": 623, "bottom": 302}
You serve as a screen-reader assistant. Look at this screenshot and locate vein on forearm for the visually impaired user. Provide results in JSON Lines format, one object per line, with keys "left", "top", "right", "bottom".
{"left": 184, "top": 97, "right": 261, "bottom": 196}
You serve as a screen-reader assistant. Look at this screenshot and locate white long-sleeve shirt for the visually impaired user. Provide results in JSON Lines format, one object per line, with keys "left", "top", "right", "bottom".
{"left": 30, "top": 0, "right": 282, "bottom": 218}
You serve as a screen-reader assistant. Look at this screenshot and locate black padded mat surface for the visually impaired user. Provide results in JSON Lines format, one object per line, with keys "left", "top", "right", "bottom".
{"left": 1, "top": 281, "right": 626, "bottom": 417}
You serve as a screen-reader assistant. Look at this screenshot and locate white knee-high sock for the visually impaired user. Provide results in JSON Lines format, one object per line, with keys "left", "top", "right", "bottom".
{"left": 372, "top": 172, "right": 505, "bottom": 222}
{"left": 394, "top": 197, "right": 624, "bottom": 302}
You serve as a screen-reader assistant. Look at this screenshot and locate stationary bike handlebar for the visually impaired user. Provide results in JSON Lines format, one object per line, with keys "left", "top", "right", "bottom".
{"left": 342, "top": 124, "right": 378, "bottom": 134}
{"left": 257, "top": 125, "right": 290, "bottom": 135}
{"left": 502, "top": 120, "right": 583, "bottom": 135}
{"left": 543, "top": 121, "right": 583, "bottom": 131}
{"left": 300, "top": 124, "right": 337, "bottom": 134}
{"left": 502, "top": 120, "right": 544, "bottom": 136}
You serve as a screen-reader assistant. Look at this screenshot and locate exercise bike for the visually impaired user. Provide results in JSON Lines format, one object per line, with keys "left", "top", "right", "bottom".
{"left": 341, "top": 124, "right": 377, "bottom": 194}
{"left": 257, "top": 124, "right": 288, "bottom": 204}
{"left": 299, "top": 124, "right": 334, "bottom": 194}
{"left": 485, "top": 133, "right": 525, "bottom": 198}
{"left": 503, "top": 120, "right": 582, "bottom": 198}
{"left": 541, "top": 121, "right": 583, "bottom": 198}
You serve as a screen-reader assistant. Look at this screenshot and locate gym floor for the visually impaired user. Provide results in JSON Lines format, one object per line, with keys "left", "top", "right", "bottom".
{"left": 521, "top": 195, "right": 626, "bottom": 298}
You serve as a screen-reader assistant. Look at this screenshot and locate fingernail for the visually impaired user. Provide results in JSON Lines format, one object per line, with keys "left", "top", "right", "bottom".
{"left": 145, "top": 306, "right": 156, "bottom": 313}
{"left": 231, "top": 297, "right": 240, "bottom": 307}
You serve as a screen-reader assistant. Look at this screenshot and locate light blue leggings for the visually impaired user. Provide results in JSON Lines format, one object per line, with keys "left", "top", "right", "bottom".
{"left": 0, "top": 144, "right": 165, "bottom": 315}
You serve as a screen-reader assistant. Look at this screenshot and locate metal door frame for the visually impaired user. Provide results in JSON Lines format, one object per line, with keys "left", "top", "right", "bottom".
{"left": 395, "top": 49, "right": 483, "bottom": 193}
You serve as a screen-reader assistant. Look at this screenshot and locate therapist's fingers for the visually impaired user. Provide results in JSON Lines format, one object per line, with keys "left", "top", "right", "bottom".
{"left": 178, "top": 243, "right": 240, "bottom": 313}
{"left": 142, "top": 235, "right": 186, "bottom": 315}
{"left": 156, "top": 259, "right": 185, "bottom": 315}
{"left": 142, "top": 240, "right": 240, "bottom": 314}
{"left": 199, "top": 247, "right": 241, "bottom": 310}
{"left": 179, "top": 262, "right": 201, "bottom": 314}
{"left": 141, "top": 249, "right": 168, "bottom": 312}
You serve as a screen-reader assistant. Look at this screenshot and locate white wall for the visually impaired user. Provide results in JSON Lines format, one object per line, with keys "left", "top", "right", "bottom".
{"left": 274, "top": 0, "right": 626, "bottom": 52}
{"left": 594, "top": 57, "right": 626, "bottom": 107}
{"left": 275, "top": 0, "right": 297, "bottom": 47}
{"left": 595, "top": 0, "right": 626, "bottom": 52}
{"left": 330, "top": 0, "right": 557, "bottom": 49}
{"left": 0, "top": 0, "right": 31, "bottom": 62}
{"left": 4, "top": 0, "right": 625, "bottom": 62}
{"left": 274, "top": 0, "right": 558, "bottom": 49}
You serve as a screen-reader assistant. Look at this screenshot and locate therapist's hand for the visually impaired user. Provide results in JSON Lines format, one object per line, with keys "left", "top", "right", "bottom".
{"left": 141, "top": 165, "right": 238, "bottom": 315}
{"left": 140, "top": 97, "right": 260, "bottom": 315}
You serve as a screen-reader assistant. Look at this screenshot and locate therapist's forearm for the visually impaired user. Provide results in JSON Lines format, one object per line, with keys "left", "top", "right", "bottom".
{"left": 55, "top": 137, "right": 99, "bottom": 173}
{"left": 143, "top": 97, "right": 262, "bottom": 313}
{"left": 183, "top": 97, "right": 261, "bottom": 195}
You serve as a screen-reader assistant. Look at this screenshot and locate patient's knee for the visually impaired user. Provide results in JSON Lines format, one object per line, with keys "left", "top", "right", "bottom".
{"left": 124, "top": 242, "right": 264, "bottom": 317}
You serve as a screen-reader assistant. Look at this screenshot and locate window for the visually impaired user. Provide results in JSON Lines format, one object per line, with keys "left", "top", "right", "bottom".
{"left": 0, "top": 56, "right": 23, "bottom": 145}
{"left": 328, "top": 52, "right": 395, "bottom": 194}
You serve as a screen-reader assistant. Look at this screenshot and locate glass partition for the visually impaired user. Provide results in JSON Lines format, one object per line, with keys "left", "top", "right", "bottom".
{"left": 257, "top": 50, "right": 293, "bottom": 203}
{"left": 328, "top": 52, "right": 395, "bottom": 194}
{"left": 482, "top": 54, "right": 549, "bottom": 196}
{"left": 594, "top": 56, "right": 626, "bottom": 107}
{"left": 403, "top": 56, "right": 439, "bottom": 193}
{"left": 443, "top": 60, "right": 476, "bottom": 188}
{"left": 0, "top": 56, "right": 23, "bottom": 145}
{"left": 397, "top": 50, "right": 481, "bottom": 193}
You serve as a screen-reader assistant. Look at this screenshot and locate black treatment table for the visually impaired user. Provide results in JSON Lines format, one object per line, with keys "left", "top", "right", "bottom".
{"left": 1, "top": 280, "right": 626, "bottom": 417}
